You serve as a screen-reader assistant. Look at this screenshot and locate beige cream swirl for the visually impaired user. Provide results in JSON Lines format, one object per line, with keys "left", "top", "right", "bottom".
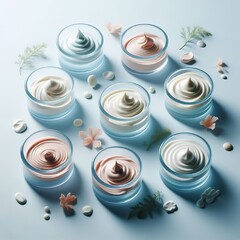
{"left": 167, "top": 72, "right": 211, "bottom": 103}
{"left": 102, "top": 89, "right": 146, "bottom": 118}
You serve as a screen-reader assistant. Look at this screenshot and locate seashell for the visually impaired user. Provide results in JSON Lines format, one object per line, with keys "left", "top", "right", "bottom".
{"left": 163, "top": 201, "right": 178, "bottom": 213}
{"left": 102, "top": 71, "right": 115, "bottom": 80}
{"left": 180, "top": 52, "right": 194, "bottom": 64}
{"left": 196, "top": 40, "right": 206, "bottom": 48}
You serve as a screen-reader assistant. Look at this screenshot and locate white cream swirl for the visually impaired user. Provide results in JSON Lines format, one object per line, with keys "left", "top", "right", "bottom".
{"left": 162, "top": 139, "right": 208, "bottom": 174}
{"left": 61, "top": 29, "right": 97, "bottom": 57}
{"left": 29, "top": 76, "right": 71, "bottom": 102}
{"left": 167, "top": 72, "right": 211, "bottom": 103}
{"left": 95, "top": 155, "right": 139, "bottom": 194}
{"left": 102, "top": 89, "right": 146, "bottom": 118}
{"left": 125, "top": 33, "right": 163, "bottom": 57}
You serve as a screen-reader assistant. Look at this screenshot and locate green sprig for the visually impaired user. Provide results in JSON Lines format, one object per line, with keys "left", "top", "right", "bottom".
{"left": 179, "top": 26, "right": 212, "bottom": 50}
{"left": 144, "top": 128, "right": 170, "bottom": 151}
{"left": 128, "top": 191, "right": 163, "bottom": 219}
{"left": 15, "top": 43, "right": 47, "bottom": 74}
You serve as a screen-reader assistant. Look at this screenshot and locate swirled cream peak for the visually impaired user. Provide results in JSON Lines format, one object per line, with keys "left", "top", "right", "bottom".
{"left": 95, "top": 155, "right": 139, "bottom": 186}
{"left": 30, "top": 76, "right": 71, "bottom": 101}
{"left": 102, "top": 89, "right": 146, "bottom": 118}
{"left": 167, "top": 72, "right": 211, "bottom": 102}
{"left": 124, "top": 33, "right": 163, "bottom": 57}
{"left": 61, "top": 29, "right": 97, "bottom": 56}
{"left": 162, "top": 139, "right": 208, "bottom": 174}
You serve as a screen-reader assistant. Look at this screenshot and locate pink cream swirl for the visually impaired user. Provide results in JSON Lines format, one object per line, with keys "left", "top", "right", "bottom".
{"left": 26, "top": 137, "right": 70, "bottom": 179}
{"left": 95, "top": 155, "right": 139, "bottom": 195}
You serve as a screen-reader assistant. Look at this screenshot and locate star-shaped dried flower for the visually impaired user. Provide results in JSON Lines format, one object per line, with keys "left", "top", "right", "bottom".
{"left": 105, "top": 23, "right": 122, "bottom": 35}
{"left": 59, "top": 193, "right": 77, "bottom": 215}
{"left": 200, "top": 115, "right": 219, "bottom": 130}
{"left": 79, "top": 127, "right": 102, "bottom": 148}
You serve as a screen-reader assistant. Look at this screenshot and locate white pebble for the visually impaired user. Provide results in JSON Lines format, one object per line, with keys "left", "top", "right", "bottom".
{"left": 223, "top": 142, "right": 233, "bottom": 151}
{"left": 15, "top": 192, "right": 27, "bottom": 205}
{"left": 102, "top": 71, "right": 115, "bottom": 80}
{"left": 44, "top": 214, "right": 50, "bottom": 221}
{"left": 13, "top": 119, "right": 27, "bottom": 133}
{"left": 221, "top": 74, "right": 227, "bottom": 79}
{"left": 163, "top": 201, "right": 178, "bottom": 213}
{"left": 180, "top": 52, "right": 194, "bottom": 64}
{"left": 87, "top": 75, "right": 97, "bottom": 88}
{"left": 148, "top": 86, "right": 156, "bottom": 94}
{"left": 196, "top": 40, "right": 206, "bottom": 48}
{"left": 44, "top": 206, "right": 51, "bottom": 214}
{"left": 83, "top": 91, "right": 92, "bottom": 99}
{"left": 81, "top": 205, "right": 93, "bottom": 217}
{"left": 73, "top": 118, "right": 83, "bottom": 127}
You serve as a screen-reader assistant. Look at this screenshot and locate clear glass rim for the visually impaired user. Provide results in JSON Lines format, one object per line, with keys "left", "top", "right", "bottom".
{"left": 159, "top": 132, "right": 212, "bottom": 178}
{"left": 164, "top": 67, "right": 214, "bottom": 105}
{"left": 92, "top": 146, "right": 142, "bottom": 189}
{"left": 20, "top": 129, "right": 73, "bottom": 174}
{"left": 98, "top": 82, "right": 150, "bottom": 121}
{"left": 25, "top": 66, "right": 74, "bottom": 105}
{"left": 56, "top": 23, "right": 104, "bottom": 56}
{"left": 121, "top": 23, "right": 168, "bottom": 60}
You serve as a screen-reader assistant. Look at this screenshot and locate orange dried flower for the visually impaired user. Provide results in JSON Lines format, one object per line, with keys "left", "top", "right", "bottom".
{"left": 59, "top": 193, "right": 77, "bottom": 215}
{"left": 200, "top": 115, "right": 219, "bottom": 130}
{"left": 105, "top": 23, "right": 122, "bottom": 35}
{"left": 79, "top": 127, "right": 102, "bottom": 148}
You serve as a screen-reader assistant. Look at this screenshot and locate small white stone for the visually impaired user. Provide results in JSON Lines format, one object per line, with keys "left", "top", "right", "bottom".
{"left": 87, "top": 75, "right": 97, "bottom": 88}
{"left": 81, "top": 205, "right": 93, "bottom": 217}
{"left": 223, "top": 142, "right": 233, "bottom": 151}
{"left": 15, "top": 192, "right": 27, "bottom": 205}
{"left": 13, "top": 119, "right": 27, "bottom": 133}
{"left": 44, "top": 214, "right": 50, "bottom": 221}
{"left": 44, "top": 206, "right": 51, "bottom": 214}
{"left": 163, "top": 201, "right": 178, "bottom": 213}
{"left": 148, "top": 86, "right": 156, "bottom": 94}
{"left": 102, "top": 71, "right": 115, "bottom": 80}
{"left": 73, "top": 118, "right": 83, "bottom": 127}
{"left": 83, "top": 91, "right": 92, "bottom": 99}
{"left": 221, "top": 74, "right": 227, "bottom": 79}
{"left": 180, "top": 52, "right": 194, "bottom": 64}
{"left": 196, "top": 40, "right": 206, "bottom": 48}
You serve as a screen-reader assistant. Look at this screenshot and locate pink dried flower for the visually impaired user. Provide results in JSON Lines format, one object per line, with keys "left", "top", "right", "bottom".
{"left": 79, "top": 127, "right": 102, "bottom": 148}
{"left": 200, "top": 115, "right": 219, "bottom": 130}
{"left": 216, "top": 58, "right": 224, "bottom": 67}
{"left": 59, "top": 193, "right": 77, "bottom": 215}
{"left": 105, "top": 23, "right": 122, "bottom": 35}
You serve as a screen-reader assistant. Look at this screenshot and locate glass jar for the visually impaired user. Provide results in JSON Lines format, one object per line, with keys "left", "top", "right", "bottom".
{"left": 121, "top": 23, "right": 168, "bottom": 74}
{"left": 25, "top": 66, "right": 75, "bottom": 121}
{"left": 164, "top": 68, "right": 214, "bottom": 120}
{"left": 57, "top": 23, "right": 104, "bottom": 75}
{"left": 92, "top": 146, "right": 142, "bottom": 204}
{"left": 159, "top": 132, "right": 211, "bottom": 191}
{"left": 20, "top": 130, "right": 74, "bottom": 188}
{"left": 99, "top": 82, "right": 150, "bottom": 138}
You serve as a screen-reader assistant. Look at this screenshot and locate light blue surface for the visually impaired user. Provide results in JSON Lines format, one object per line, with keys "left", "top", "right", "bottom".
{"left": 1, "top": 0, "right": 240, "bottom": 239}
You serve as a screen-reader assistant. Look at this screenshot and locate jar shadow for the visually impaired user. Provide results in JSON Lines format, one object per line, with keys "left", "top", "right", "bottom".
{"left": 108, "top": 116, "right": 170, "bottom": 150}
{"left": 33, "top": 100, "right": 84, "bottom": 131}
{"left": 126, "top": 56, "right": 181, "bottom": 83}
{"left": 70, "top": 55, "right": 113, "bottom": 80}
{"left": 28, "top": 165, "right": 82, "bottom": 203}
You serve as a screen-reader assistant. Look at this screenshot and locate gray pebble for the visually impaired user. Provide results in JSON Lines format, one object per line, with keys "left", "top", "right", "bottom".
{"left": 81, "top": 205, "right": 93, "bottom": 217}
{"left": 223, "top": 142, "right": 233, "bottom": 151}
{"left": 44, "top": 206, "right": 51, "bottom": 214}
{"left": 221, "top": 74, "right": 227, "bottom": 79}
{"left": 196, "top": 40, "right": 206, "bottom": 48}
{"left": 15, "top": 192, "right": 27, "bottom": 205}
{"left": 44, "top": 214, "right": 50, "bottom": 221}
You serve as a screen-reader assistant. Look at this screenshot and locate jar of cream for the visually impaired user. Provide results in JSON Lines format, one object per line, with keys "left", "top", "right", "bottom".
{"left": 92, "top": 146, "right": 142, "bottom": 204}
{"left": 121, "top": 24, "right": 168, "bottom": 74}
{"left": 57, "top": 23, "right": 104, "bottom": 75}
{"left": 20, "top": 130, "right": 74, "bottom": 188}
{"left": 99, "top": 82, "right": 150, "bottom": 138}
{"left": 25, "top": 66, "right": 75, "bottom": 121}
{"left": 164, "top": 68, "right": 214, "bottom": 120}
{"left": 159, "top": 132, "right": 211, "bottom": 191}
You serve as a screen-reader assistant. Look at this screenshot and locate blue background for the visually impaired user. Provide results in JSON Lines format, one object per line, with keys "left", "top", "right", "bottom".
{"left": 1, "top": 0, "right": 239, "bottom": 239}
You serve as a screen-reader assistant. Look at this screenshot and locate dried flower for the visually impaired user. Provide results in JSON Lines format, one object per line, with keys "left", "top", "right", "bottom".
{"left": 79, "top": 127, "right": 102, "bottom": 148}
{"left": 59, "top": 193, "right": 77, "bottom": 215}
{"left": 200, "top": 115, "right": 219, "bottom": 130}
{"left": 105, "top": 23, "right": 122, "bottom": 35}
{"left": 216, "top": 58, "right": 224, "bottom": 67}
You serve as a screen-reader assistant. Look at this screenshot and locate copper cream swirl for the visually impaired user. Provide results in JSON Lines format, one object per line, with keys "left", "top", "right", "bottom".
{"left": 26, "top": 137, "right": 70, "bottom": 179}
{"left": 95, "top": 155, "right": 139, "bottom": 194}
